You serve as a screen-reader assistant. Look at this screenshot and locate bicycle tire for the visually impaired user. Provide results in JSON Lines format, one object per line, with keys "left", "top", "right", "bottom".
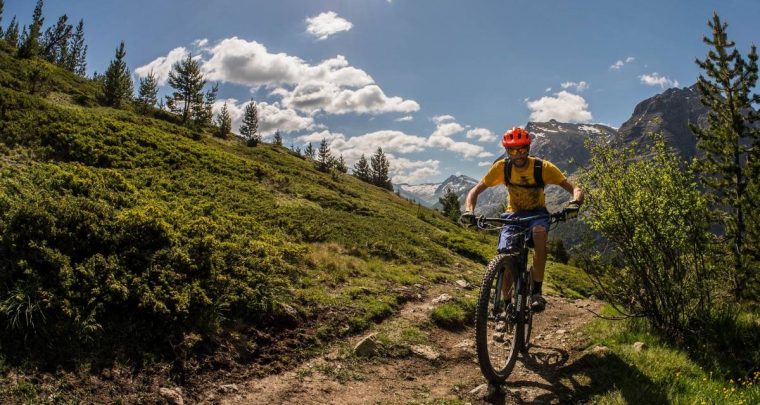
{"left": 522, "top": 271, "right": 534, "bottom": 352}
{"left": 475, "top": 254, "right": 523, "bottom": 383}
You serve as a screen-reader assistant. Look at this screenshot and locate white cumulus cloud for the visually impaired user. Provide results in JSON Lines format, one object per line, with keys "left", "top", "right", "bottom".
{"left": 525, "top": 91, "right": 593, "bottom": 123}
{"left": 390, "top": 158, "right": 441, "bottom": 184}
{"left": 432, "top": 114, "right": 456, "bottom": 124}
{"left": 639, "top": 73, "right": 679, "bottom": 88}
{"left": 478, "top": 161, "right": 494, "bottom": 167}
{"left": 135, "top": 47, "right": 189, "bottom": 84}
{"left": 560, "top": 81, "right": 588, "bottom": 92}
{"left": 394, "top": 115, "right": 414, "bottom": 122}
{"left": 305, "top": 11, "right": 353, "bottom": 40}
{"left": 610, "top": 56, "right": 635, "bottom": 70}
{"left": 466, "top": 128, "right": 497, "bottom": 143}
{"left": 214, "top": 99, "right": 315, "bottom": 138}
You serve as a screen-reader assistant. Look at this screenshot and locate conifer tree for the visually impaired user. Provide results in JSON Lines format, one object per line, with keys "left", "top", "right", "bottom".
{"left": 216, "top": 102, "right": 232, "bottom": 139}
{"left": 167, "top": 54, "right": 206, "bottom": 124}
{"left": 67, "top": 19, "right": 87, "bottom": 76}
{"left": 316, "top": 138, "right": 334, "bottom": 172}
{"left": 102, "top": 41, "right": 133, "bottom": 108}
{"left": 18, "top": 0, "right": 43, "bottom": 58}
{"left": 41, "top": 14, "right": 72, "bottom": 65}
{"left": 335, "top": 154, "right": 348, "bottom": 173}
{"left": 370, "top": 147, "right": 392, "bottom": 190}
{"left": 4, "top": 16, "right": 19, "bottom": 48}
{"left": 353, "top": 154, "right": 371, "bottom": 182}
{"left": 240, "top": 100, "right": 261, "bottom": 147}
{"left": 439, "top": 187, "right": 461, "bottom": 222}
{"left": 0, "top": 0, "right": 4, "bottom": 38}
{"left": 194, "top": 82, "right": 217, "bottom": 126}
{"left": 273, "top": 130, "right": 283, "bottom": 146}
{"left": 691, "top": 13, "right": 760, "bottom": 298}
{"left": 304, "top": 143, "right": 315, "bottom": 159}
{"left": 136, "top": 70, "right": 158, "bottom": 111}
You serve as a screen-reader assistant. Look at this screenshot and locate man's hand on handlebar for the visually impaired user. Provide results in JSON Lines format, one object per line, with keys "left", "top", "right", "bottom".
{"left": 459, "top": 211, "right": 478, "bottom": 227}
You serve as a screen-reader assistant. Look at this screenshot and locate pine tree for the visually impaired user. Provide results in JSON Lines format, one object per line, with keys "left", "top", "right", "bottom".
{"left": 304, "top": 143, "right": 315, "bottom": 159}
{"left": 316, "top": 138, "right": 334, "bottom": 172}
{"left": 439, "top": 187, "right": 461, "bottom": 222}
{"left": 216, "top": 102, "right": 232, "bottom": 139}
{"left": 273, "top": 130, "right": 283, "bottom": 146}
{"left": 194, "top": 82, "right": 217, "bottom": 126}
{"left": 240, "top": 100, "right": 260, "bottom": 146}
{"left": 102, "top": 41, "right": 133, "bottom": 108}
{"left": 335, "top": 154, "right": 348, "bottom": 173}
{"left": 18, "top": 0, "right": 44, "bottom": 58}
{"left": 691, "top": 13, "right": 760, "bottom": 298}
{"left": 136, "top": 70, "right": 158, "bottom": 111}
{"left": 41, "top": 14, "right": 72, "bottom": 65}
{"left": 167, "top": 54, "right": 206, "bottom": 124}
{"left": 0, "top": 0, "right": 4, "bottom": 38}
{"left": 4, "top": 16, "right": 19, "bottom": 48}
{"left": 353, "top": 154, "right": 371, "bottom": 182}
{"left": 66, "top": 19, "right": 86, "bottom": 76}
{"left": 370, "top": 147, "right": 392, "bottom": 190}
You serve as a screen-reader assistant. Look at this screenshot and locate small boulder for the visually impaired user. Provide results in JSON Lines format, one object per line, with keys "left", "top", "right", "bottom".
{"left": 218, "top": 384, "right": 239, "bottom": 394}
{"left": 592, "top": 345, "right": 609, "bottom": 355}
{"left": 556, "top": 329, "right": 567, "bottom": 335}
{"left": 455, "top": 279, "right": 473, "bottom": 289}
{"left": 410, "top": 345, "right": 441, "bottom": 361}
{"left": 432, "top": 293, "right": 453, "bottom": 304}
{"left": 633, "top": 341, "right": 647, "bottom": 352}
{"left": 353, "top": 333, "right": 379, "bottom": 357}
{"left": 159, "top": 387, "right": 184, "bottom": 405}
{"left": 470, "top": 383, "right": 499, "bottom": 399}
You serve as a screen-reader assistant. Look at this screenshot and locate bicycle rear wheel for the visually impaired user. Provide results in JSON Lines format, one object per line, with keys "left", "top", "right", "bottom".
{"left": 475, "top": 254, "right": 523, "bottom": 383}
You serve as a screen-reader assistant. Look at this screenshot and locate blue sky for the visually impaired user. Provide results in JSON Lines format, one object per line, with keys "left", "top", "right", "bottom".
{"left": 4, "top": 0, "right": 759, "bottom": 183}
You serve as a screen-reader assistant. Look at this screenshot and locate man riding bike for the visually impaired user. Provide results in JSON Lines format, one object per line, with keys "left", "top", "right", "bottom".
{"left": 462, "top": 127, "right": 583, "bottom": 312}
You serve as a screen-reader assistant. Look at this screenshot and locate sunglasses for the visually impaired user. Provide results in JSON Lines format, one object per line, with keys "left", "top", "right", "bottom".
{"left": 506, "top": 147, "right": 529, "bottom": 156}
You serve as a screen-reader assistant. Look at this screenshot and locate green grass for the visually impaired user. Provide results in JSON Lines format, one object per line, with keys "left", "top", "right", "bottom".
{"left": 567, "top": 306, "right": 760, "bottom": 404}
{"left": 431, "top": 296, "right": 477, "bottom": 330}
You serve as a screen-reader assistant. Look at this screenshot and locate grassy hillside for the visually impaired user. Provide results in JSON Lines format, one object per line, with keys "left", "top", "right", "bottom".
{"left": 0, "top": 45, "right": 505, "bottom": 372}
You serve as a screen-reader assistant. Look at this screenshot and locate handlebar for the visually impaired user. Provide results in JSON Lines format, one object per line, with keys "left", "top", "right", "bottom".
{"left": 462, "top": 207, "right": 579, "bottom": 230}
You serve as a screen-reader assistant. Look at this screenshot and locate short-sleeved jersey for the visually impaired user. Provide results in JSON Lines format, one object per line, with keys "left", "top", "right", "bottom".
{"left": 481, "top": 157, "right": 566, "bottom": 212}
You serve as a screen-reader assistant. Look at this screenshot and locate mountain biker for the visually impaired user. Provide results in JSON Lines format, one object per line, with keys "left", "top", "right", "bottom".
{"left": 462, "top": 127, "right": 583, "bottom": 312}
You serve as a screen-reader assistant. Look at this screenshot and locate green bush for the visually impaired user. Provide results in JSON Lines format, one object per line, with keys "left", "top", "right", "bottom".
{"left": 577, "top": 134, "right": 720, "bottom": 340}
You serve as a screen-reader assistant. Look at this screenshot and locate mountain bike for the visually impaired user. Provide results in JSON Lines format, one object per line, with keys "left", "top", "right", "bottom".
{"left": 469, "top": 209, "right": 576, "bottom": 383}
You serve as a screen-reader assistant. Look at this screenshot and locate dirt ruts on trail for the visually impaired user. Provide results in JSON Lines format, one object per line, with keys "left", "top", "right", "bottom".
{"left": 203, "top": 287, "right": 604, "bottom": 405}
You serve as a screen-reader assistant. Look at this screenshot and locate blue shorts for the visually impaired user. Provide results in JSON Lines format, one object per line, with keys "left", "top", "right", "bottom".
{"left": 497, "top": 208, "right": 550, "bottom": 253}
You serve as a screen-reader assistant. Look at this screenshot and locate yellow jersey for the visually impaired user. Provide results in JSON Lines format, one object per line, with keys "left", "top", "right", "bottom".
{"left": 481, "top": 157, "right": 566, "bottom": 212}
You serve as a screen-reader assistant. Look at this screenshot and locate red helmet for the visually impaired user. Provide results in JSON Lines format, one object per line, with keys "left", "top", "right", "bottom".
{"left": 502, "top": 127, "right": 531, "bottom": 148}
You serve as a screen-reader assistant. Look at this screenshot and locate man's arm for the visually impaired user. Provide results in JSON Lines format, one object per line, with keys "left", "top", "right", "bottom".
{"left": 465, "top": 181, "right": 489, "bottom": 213}
{"left": 558, "top": 179, "right": 583, "bottom": 204}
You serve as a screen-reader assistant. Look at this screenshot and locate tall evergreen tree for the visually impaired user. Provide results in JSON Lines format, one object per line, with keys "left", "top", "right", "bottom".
{"left": 353, "top": 154, "right": 371, "bottom": 182}
{"left": 167, "top": 54, "right": 205, "bottom": 124}
{"left": 18, "top": 0, "right": 43, "bottom": 58}
{"left": 304, "top": 143, "right": 315, "bottom": 159}
{"left": 4, "top": 16, "right": 19, "bottom": 48}
{"left": 136, "top": 70, "right": 159, "bottom": 111}
{"left": 439, "top": 187, "right": 461, "bottom": 222}
{"left": 66, "top": 19, "right": 87, "bottom": 76}
{"left": 0, "top": 0, "right": 4, "bottom": 38}
{"left": 691, "top": 13, "right": 760, "bottom": 298}
{"left": 41, "top": 14, "right": 72, "bottom": 65}
{"left": 273, "top": 130, "right": 283, "bottom": 146}
{"left": 216, "top": 102, "right": 232, "bottom": 139}
{"left": 316, "top": 138, "right": 334, "bottom": 172}
{"left": 102, "top": 41, "right": 133, "bottom": 108}
{"left": 335, "top": 154, "right": 348, "bottom": 173}
{"left": 240, "top": 100, "right": 261, "bottom": 147}
{"left": 370, "top": 147, "right": 392, "bottom": 190}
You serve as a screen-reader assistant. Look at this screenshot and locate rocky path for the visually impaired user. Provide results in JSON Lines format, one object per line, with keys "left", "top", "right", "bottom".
{"left": 201, "top": 289, "right": 602, "bottom": 404}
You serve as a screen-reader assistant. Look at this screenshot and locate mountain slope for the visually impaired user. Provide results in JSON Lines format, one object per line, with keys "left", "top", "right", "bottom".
{"left": 0, "top": 47, "right": 500, "bottom": 400}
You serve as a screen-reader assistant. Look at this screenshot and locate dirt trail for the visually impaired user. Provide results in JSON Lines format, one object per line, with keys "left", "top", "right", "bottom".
{"left": 203, "top": 288, "right": 602, "bottom": 404}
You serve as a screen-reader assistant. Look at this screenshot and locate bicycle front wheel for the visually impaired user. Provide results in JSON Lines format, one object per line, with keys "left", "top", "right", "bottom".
{"left": 475, "top": 254, "right": 523, "bottom": 383}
